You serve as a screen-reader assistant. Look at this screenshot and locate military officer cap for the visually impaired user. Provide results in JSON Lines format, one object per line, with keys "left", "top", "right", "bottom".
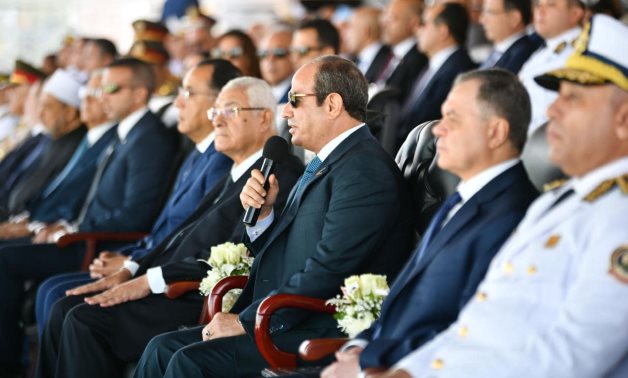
{"left": 132, "top": 19, "right": 169, "bottom": 43}
{"left": 535, "top": 14, "right": 628, "bottom": 92}
{"left": 9, "top": 59, "right": 47, "bottom": 86}
{"left": 128, "top": 40, "right": 170, "bottom": 65}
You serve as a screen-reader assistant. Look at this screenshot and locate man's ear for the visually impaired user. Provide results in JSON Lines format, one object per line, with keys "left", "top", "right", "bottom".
{"left": 260, "top": 108, "right": 274, "bottom": 132}
{"left": 614, "top": 97, "right": 628, "bottom": 140}
{"left": 487, "top": 118, "right": 510, "bottom": 150}
{"left": 326, "top": 93, "right": 344, "bottom": 119}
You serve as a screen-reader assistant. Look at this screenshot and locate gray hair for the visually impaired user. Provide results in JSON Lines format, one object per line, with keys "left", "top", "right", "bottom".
{"left": 222, "top": 76, "right": 277, "bottom": 130}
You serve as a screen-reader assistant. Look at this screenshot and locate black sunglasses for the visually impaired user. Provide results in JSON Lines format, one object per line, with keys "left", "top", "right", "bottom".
{"left": 290, "top": 46, "right": 323, "bottom": 57}
{"left": 211, "top": 47, "right": 244, "bottom": 60}
{"left": 257, "top": 48, "right": 289, "bottom": 59}
{"left": 287, "top": 91, "right": 316, "bottom": 108}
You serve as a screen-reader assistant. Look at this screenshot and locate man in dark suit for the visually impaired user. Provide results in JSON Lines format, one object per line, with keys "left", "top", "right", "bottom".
{"left": 0, "top": 70, "right": 116, "bottom": 241}
{"left": 32, "top": 59, "right": 240, "bottom": 333}
{"left": 321, "top": 69, "right": 539, "bottom": 377}
{"left": 345, "top": 6, "right": 392, "bottom": 84}
{"left": 36, "top": 77, "right": 303, "bottom": 378}
{"left": 0, "top": 69, "right": 87, "bottom": 222}
{"left": 259, "top": 28, "right": 294, "bottom": 105}
{"left": 377, "top": 0, "right": 427, "bottom": 101}
{"left": 396, "top": 2, "right": 476, "bottom": 150}
{"left": 479, "top": 0, "right": 542, "bottom": 73}
{"left": 134, "top": 56, "right": 414, "bottom": 378}
{"left": 0, "top": 58, "right": 178, "bottom": 375}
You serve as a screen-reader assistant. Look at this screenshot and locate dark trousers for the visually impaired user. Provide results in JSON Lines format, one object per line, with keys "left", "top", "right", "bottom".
{"left": 37, "top": 292, "right": 202, "bottom": 378}
{"left": 134, "top": 326, "right": 270, "bottom": 378}
{"left": 0, "top": 241, "right": 83, "bottom": 366}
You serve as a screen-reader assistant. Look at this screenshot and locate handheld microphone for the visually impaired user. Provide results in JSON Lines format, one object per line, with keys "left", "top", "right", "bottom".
{"left": 242, "top": 136, "right": 289, "bottom": 226}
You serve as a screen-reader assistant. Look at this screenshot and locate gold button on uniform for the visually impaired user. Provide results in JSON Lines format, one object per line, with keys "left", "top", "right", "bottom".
{"left": 503, "top": 262, "right": 514, "bottom": 274}
{"left": 431, "top": 358, "right": 444, "bottom": 370}
{"left": 476, "top": 292, "right": 488, "bottom": 302}
{"left": 527, "top": 265, "right": 537, "bottom": 275}
{"left": 458, "top": 325, "right": 469, "bottom": 337}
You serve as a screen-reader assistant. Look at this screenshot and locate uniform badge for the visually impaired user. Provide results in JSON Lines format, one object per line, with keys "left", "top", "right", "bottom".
{"left": 608, "top": 246, "right": 628, "bottom": 284}
{"left": 545, "top": 234, "right": 560, "bottom": 248}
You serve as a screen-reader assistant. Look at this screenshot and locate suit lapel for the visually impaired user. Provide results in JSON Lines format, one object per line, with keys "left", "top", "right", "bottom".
{"left": 254, "top": 127, "right": 375, "bottom": 262}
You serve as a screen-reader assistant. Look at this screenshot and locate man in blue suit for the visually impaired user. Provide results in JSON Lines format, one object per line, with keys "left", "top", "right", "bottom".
{"left": 396, "top": 2, "right": 476, "bottom": 150}
{"left": 478, "top": 0, "right": 542, "bottom": 73}
{"left": 134, "top": 56, "right": 414, "bottom": 378}
{"left": 0, "top": 58, "right": 179, "bottom": 374}
{"left": 0, "top": 70, "right": 116, "bottom": 241}
{"left": 321, "top": 69, "right": 539, "bottom": 377}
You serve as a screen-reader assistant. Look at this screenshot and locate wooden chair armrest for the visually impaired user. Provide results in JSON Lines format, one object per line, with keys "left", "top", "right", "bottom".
{"left": 254, "top": 294, "right": 337, "bottom": 369}
{"left": 208, "top": 275, "right": 249, "bottom": 320}
{"left": 164, "top": 281, "right": 200, "bottom": 299}
{"left": 298, "top": 338, "right": 349, "bottom": 362}
{"left": 56, "top": 232, "right": 148, "bottom": 271}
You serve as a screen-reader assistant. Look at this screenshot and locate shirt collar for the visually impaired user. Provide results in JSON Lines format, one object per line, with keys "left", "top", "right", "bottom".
{"left": 86, "top": 121, "right": 116, "bottom": 146}
{"left": 231, "top": 148, "right": 263, "bottom": 182}
{"left": 457, "top": 158, "right": 520, "bottom": 203}
{"left": 117, "top": 106, "right": 149, "bottom": 141}
{"left": 495, "top": 31, "right": 526, "bottom": 54}
{"left": 272, "top": 77, "right": 292, "bottom": 104}
{"left": 316, "top": 123, "right": 366, "bottom": 163}
{"left": 544, "top": 27, "right": 582, "bottom": 53}
{"left": 429, "top": 46, "right": 458, "bottom": 72}
{"left": 571, "top": 157, "right": 628, "bottom": 199}
{"left": 392, "top": 38, "right": 416, "bottom": 59}
{"left": 358, "top": 42, "right": 383, "bottom": 71}
{"left": 196, "top": 131, "right": 216, "bottom": 153}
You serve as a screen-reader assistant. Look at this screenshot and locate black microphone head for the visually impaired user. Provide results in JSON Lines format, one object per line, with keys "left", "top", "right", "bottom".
{"left": 263, "top": 135, "right": 289, "bottom": 162}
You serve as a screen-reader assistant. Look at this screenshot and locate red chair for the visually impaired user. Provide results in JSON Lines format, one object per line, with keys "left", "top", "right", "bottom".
{"left": 56, "top": 231, "right": 148, "bottom": 271}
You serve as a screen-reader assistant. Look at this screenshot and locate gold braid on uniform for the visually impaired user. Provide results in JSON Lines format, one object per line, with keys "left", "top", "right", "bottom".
{"left": 584, "top": 174, "right": 628, "bottom": 202}
{"left": 543, "top": 178, "right": 568, "bottom": 192}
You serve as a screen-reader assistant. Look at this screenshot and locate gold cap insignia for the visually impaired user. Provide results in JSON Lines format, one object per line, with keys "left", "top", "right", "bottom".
{"left": 608, "top": 246, "right": 628, "bottom": 284}
{"left": 545, "top": 234, "right": 561, "bottom": 248}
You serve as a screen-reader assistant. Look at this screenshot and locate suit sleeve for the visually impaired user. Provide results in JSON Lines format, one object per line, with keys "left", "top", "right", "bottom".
{"left": 239, "top": 153, "right": 404, "bottom": 333}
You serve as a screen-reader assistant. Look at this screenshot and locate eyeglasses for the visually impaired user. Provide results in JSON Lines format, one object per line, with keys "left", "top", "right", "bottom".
{"left": 178, "top": 87, "right": 216, "bottom": 101}
{"left": 206, "top": 107, "right": 266, "bottom": 122}
{"left": 290, "top": 46, "right": 323, "bottom": 57}
{"left": 79, "top": 87, "right": 103, "bottom": 100}
{"left": 257, "top": 48, "right": 289, "bottom": 59}
{"left": 287, "top": 92, "right": 316, "bottom": 108}
{"left": 102, "top": 83, "right": 133, "bottom": 95}
{"left": 211, "top": 47, "right": 244, "bottom": 60}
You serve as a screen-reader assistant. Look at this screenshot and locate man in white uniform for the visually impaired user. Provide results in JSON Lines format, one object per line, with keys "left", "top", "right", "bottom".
{"left": 368, "top": 14, "right": 628, "bottom": 378}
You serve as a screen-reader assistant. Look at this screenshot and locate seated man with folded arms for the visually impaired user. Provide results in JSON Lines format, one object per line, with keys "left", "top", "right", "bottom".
{"left": 322, "top": 67, "right": 539, "bottom": 378}
{"left": 134, "top": 55, "right": 414, "bottom": 378}
{"left": 367, "top": 14, "right": 628, "bottom": 378}
{"left": 33, "top": 59, "right": 237, "bottom": 335}
{"left": 36, "top": 76, "right": 304, "bottom": 378}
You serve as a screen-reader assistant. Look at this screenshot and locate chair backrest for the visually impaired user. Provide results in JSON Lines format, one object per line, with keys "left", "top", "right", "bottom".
{"left": 367, "top": 87, "right": 402, "bottom": 156}
{"left": 521, "top": 122, "right": 568, "bottom": 191}
{"left": 395, "top": 120, "right": 459, "bottom": 236}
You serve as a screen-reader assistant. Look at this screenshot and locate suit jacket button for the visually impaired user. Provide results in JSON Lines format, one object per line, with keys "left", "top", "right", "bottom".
{"left": 527, "top": 265, "right": 538, "bottom": 275}
{"left": 476, "top": 291, "right": 488, "bottom": 302}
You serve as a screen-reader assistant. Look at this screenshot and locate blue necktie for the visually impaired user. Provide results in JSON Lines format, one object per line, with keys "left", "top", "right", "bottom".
{"left": 285, "top": 156, "right": 322, "bottom": 210}
{"left": 414, "top": 191, "right": 462, "bottom": 266}
{"left": 480, "top": 50, "right": 503, "bottom": 69}
{"left": 41, "top": 138, "right": 89, "bottom": 197}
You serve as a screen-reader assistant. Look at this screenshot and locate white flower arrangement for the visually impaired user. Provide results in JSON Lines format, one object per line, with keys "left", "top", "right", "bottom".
{"left": 325, "top": 274, "right": 390, "bottom": 338}
{"left": 198, "top": 242, "right": 253, "bottom": 312}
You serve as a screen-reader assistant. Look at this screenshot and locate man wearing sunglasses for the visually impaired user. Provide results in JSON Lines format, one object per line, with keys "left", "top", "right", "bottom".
{"left": 291, "top": 19, "right": 340, "bottom": 71}
{"left": 134, "top": 55, "right": 414, "bottom": 377}
{"left": 259, "top": 28, "right": 294, "bottom": 105}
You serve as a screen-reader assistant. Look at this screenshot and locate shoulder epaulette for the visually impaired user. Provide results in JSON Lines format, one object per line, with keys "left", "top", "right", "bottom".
{"left": 543, "top": 178, "right": 568, "bottom": 192}
{"left": 584, "top": 174, "right": 628, "bottom": 202}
